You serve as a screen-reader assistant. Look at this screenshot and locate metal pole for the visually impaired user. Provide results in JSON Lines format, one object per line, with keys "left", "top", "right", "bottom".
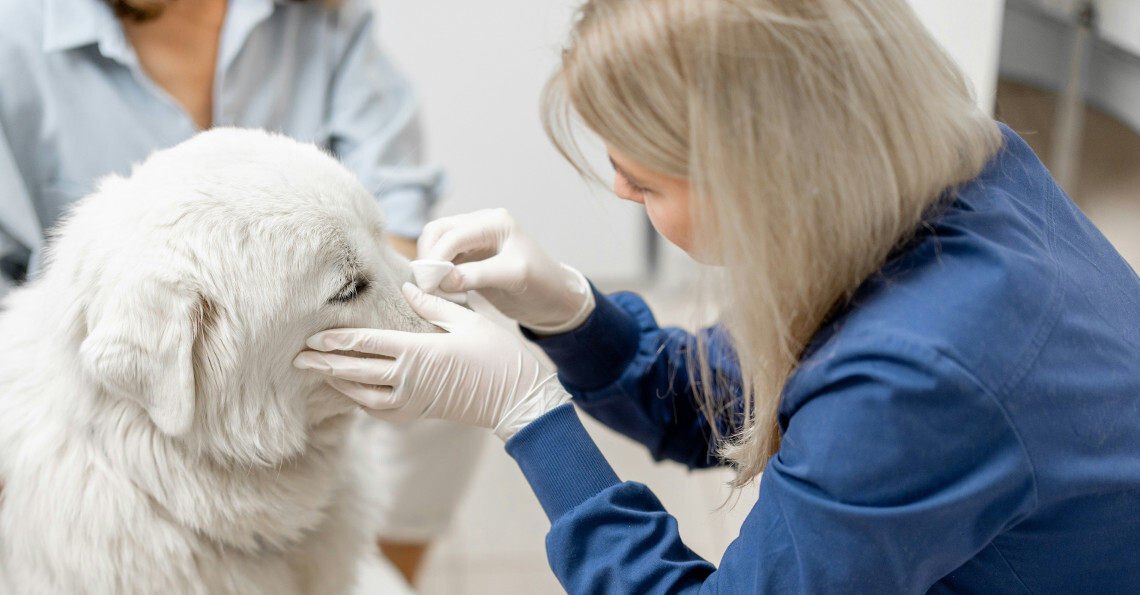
{"left": 1051, "top": 0, "right": 1097, "bottom": 200}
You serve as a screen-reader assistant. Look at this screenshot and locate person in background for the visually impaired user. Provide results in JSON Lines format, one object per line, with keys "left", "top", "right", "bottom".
{"left": 0, "top": 0, "right": 481, "bottom": 585}
{"left": 297, "top": 0, "right": 1140, "bottom": 591}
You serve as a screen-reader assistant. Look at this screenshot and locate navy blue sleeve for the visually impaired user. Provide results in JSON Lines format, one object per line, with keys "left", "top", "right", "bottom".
{"left": 507, "top": 335, "right": 1037, "bottom": 593}
{"left": 507, "top": 404, "right": 716, "bottom": 593}
{"left": 523, "top": 286, "right": 742, "bottom": 469}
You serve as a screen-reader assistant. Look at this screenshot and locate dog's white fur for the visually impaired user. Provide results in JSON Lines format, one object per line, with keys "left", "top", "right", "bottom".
{"left": 0, "top": 129, "right": 432, "bottom": 594}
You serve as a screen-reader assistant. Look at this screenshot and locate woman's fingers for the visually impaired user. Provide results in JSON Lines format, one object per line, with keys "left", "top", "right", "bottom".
{"left": 401, "top": 283, "right": 479, "bottom": 330}
{"left": 421, "top": 216, "right": 486, "bottom": 262}
{"left": 323, "top": 377, "right": 401, "bottom": 411}
{"left": 324, "top": 377, "right": 426, "bottom": 424}
{"left": 293, "top": 350, "right": 400, "bottom": 386}
{"left": 449, "top": 256, "right": 525, "bottom": 293}
{"left": 421, "top": 209, "right": 511, "bottom": 263}
{"left": 417, "top": 216, "right": 459, "bottom": 259}
{"left": 305, "top": 328, "right": 412, "bottom": 357}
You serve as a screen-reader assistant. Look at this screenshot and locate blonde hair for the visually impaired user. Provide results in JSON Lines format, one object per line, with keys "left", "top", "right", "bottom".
{"left": 544, "top": 0, "right": 1002, "bottom": 485}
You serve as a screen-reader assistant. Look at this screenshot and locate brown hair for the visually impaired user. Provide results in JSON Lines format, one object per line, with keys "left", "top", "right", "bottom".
{"left": 107, "top": 0, "right": 333, "bottom": 22}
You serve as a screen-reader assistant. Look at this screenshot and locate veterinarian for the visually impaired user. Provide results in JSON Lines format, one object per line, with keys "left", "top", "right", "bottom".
{"left": 297, "top": 0, "right": 1140, "bottom": 591}
{"left": 0, "top": 0, "right": 480, "bottom": 584}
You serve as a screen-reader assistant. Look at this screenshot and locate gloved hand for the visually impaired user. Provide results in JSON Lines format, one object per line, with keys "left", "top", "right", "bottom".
{"left": 417, "top": 208, "right": 594, "bottom": 334}
{"left": 293, "top": 283, "right": 571, "bottom": 441}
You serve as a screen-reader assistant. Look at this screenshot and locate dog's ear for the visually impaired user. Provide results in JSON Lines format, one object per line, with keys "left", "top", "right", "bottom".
{"left": 79, "top": 273, "right": 203, "bottom": 437}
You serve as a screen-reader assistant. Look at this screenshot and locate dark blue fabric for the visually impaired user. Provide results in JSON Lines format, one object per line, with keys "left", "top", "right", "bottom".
{"left": 506, "top": 403, "right": 622, "bottom": 521}
{"left": 521, "top": 291, "right": 741, "bottom": 469}
{"left": 507, "top": 124, "right": 1140, "bottom": 593}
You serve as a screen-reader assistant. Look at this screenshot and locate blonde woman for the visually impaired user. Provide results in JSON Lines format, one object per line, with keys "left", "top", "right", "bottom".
{"left": 297, "top": 0, "right": 1140, "bottom": 591}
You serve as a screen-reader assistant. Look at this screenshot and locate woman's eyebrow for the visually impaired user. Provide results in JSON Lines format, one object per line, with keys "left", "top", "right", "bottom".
{"left": 608, "top": 155, "right": 650, "bottom": 189}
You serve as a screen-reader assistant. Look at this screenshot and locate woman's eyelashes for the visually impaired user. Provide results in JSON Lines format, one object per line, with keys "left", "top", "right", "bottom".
{"left": 628, "top": 179, "right": 652, "bottom": 196}
{"left": 615, "top": 172, "right": 652, "bottom": 200}
{"left": 609, "top": 157, "right": 653, "bottom": 197}
{"left": 621, "top": 173, "right": 651, "bottom": 195}
{"left": 330, "top": 277, "right": 371, "bottom": 303}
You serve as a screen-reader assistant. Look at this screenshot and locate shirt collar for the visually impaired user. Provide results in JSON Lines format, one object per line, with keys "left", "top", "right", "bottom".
{"left": 42, "top": 0, "right": 286, "bottom": 56}
{"left": 219, "top": 0, "right": 278, "bottom": 73}
{"left": 42, "top": 0, "right": 122, "bottom": 54}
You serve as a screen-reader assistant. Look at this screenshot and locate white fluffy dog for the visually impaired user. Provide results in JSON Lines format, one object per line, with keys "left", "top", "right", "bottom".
{"left": 0, "top": 129, "right": 432, "bottom": 594}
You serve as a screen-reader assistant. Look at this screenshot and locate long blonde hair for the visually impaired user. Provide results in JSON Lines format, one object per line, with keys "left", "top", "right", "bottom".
{"left": 544, "top": 0, "right": 1002, "bottom": 485}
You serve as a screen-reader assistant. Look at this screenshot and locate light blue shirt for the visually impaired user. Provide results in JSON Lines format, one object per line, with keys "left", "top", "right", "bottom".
{"left": 0, "top": 0, "right": 441, "bottom": 292}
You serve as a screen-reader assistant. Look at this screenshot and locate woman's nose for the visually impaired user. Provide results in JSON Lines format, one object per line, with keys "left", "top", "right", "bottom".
{"left": 612, "top": 175, "right": 645, "bottom": 205}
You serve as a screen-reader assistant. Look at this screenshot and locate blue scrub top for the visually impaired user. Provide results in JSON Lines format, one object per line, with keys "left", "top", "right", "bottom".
{"left": 509, "top": 124, "right": 1140, "bottom": 593}
{"left": 0, "top": 0, "right": 442, "bottom": 292}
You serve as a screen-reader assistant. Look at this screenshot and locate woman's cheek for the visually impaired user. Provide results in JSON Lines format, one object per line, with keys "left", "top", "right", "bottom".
{"left": 645, "top": 198, "right": 693, "bottom": 253}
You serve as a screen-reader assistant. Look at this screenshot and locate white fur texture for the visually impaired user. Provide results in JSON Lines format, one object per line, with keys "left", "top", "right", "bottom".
{"left": 0, "top": 129, "right": 431, "bottom": 594}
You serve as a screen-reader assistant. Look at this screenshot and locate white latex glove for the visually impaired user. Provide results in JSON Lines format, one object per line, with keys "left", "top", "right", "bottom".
{"left": 292, "top": 283, "right": 571, "bottom": 441}
{"left": 417, "top": 208, "right": 594, "bottom": 334}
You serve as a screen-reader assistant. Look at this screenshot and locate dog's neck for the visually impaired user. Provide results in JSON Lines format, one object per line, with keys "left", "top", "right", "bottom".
{"left": 80, "top": 390, "right": 356, "bottom": 554}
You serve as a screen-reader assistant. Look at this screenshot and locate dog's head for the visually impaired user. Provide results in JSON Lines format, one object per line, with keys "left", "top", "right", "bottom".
{"left": 48, "top": 129, "right": 432, "bottom": 466}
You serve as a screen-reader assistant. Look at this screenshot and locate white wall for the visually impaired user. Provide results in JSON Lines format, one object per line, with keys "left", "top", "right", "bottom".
{"left": 373, "top": 0, "right": 1007, "bottom": 284}
{"left": 373, "top": 0, "right": 646, "bottom": 284}
{"left": 908, "top": 0, "right": 1007, "bottom": 115}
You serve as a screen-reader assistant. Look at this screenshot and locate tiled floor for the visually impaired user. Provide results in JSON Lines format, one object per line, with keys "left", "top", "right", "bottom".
{"left": 415, "top": 82, "right": 1140, "bottom": 593}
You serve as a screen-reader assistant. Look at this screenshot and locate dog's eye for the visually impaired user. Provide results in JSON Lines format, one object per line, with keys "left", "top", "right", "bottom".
{"left": 330, "top": 278, "right": 370, "bottom": 304}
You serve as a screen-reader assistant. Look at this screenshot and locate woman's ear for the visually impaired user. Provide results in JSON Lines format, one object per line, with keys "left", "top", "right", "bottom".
{"left": 79, "top": 273, "right": 203, "bottom": 437}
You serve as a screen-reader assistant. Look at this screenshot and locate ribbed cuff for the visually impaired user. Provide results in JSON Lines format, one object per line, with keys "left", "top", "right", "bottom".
{"left": 521, "top": 286, "right": 641, "bottom": 391}
{"left": 505, "top": 403, "right": 621, "bottom": 522}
